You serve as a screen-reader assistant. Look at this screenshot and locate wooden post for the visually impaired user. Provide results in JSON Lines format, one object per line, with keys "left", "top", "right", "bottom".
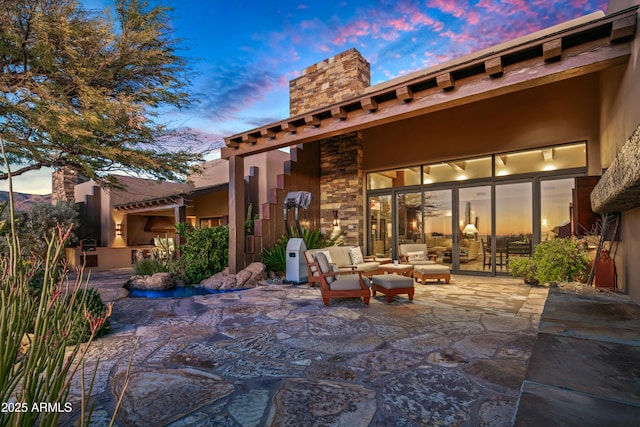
{"left": 229, "top": 155, "right": 245, "bottom": 274}
{"left": 174, "top": 205, "right": 186, "bottom": 245}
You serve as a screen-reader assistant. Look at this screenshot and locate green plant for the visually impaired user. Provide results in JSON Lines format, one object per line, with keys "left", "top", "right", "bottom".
{"left": 174, "top": 223, "right": 229, "bottom": 284}
{"left": 509, "top": 237, "right": 590, "bottom": 284}
{"left": 508, "top": 257, "right": 537, "bottom": 283}
{"left": 0, "top": 223, "right": 112, "bottom": 426}
{"left": 260, "top": 227, "right": 344, "bottom": 274}
{"left": 134, "top": 258, "right": 168, "bottom": 275}
{"left": 64, "top": 287, "right": 111, "bottom": 346}
{"left": 245, "top": 203, "right": 259, "bottom": 235}
{"left": 0, "top": 138, "right": 127, "bottom": 426}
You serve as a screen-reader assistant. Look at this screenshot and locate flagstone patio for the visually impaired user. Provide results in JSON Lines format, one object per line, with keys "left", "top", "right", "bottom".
{"left": 58, "top": 271, "right": 550, "bottom": 426}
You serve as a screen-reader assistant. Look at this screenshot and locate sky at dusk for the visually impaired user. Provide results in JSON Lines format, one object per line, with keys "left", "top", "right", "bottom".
{"left": 3, "top": 0, "right": 609, "bottom": 194}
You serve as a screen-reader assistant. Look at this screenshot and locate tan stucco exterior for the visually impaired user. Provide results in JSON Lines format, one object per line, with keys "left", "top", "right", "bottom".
{"left": 70, "top": 150, "right": 289, "bottom": 271}
{"left": 597, "top": 4, "right": 640, "bottom": 300}
{"left": 362, "top": 74, "right": 601, "bottom": 175}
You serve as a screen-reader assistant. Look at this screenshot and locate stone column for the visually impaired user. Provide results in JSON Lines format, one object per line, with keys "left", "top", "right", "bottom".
{"left": 320, "top": 132, "right": 364, "bottom": 247}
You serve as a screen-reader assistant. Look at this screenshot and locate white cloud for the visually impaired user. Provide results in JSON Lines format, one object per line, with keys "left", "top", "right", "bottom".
{"left": 0, "top": 168, "right": 53, "bottom": 195}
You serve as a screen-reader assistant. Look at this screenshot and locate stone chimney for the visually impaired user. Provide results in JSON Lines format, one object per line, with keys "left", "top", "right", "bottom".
{"left": 51, "top": 167, "right": 87, "bottom": 205}
{"left": 289, "top": 48, "right": 370, "bottom": 116}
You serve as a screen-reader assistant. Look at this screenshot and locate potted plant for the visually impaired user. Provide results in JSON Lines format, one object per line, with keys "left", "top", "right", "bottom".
{"left": 509, "top": 237, "right": 590, "bottom": 285}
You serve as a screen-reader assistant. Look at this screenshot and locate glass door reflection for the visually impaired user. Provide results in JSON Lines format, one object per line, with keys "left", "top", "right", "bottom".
{"left": 458, "top": 186, "right": 492, "bottom": 273}
{"left": 423, "top": 189, "right": 453, "bottom": 264}
{"left": 368, "top": 195, "right": 392, "bottom": 258}
{"left": 496, "top": 182, "right": 533, "bottom": 271}
{"left": 396, "top": 192, "right": 423, "bottom": 249}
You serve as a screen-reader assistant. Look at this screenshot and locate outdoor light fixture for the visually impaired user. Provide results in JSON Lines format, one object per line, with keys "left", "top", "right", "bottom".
{"left": 332, "top": 210, "right": 340, "bottom": 227}
{"left": 115, "top": 223, "right": 122, "bottom": 236}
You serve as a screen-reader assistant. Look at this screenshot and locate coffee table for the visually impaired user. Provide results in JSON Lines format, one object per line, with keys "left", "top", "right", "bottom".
{"left": 376, "top": 263, "right": 414, "bottom": 277}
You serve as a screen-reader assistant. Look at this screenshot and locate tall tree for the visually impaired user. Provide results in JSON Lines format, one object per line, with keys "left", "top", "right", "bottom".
{"left": 0, "top": 0, "right": 202, "bottom": 187}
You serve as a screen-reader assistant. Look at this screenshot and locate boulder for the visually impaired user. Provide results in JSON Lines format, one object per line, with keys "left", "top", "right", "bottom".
{"left": 125, "top": 272, "right": 175, "bottom": 291}
{"left": 200, "top": 262, "right": 267, "bottom": 291}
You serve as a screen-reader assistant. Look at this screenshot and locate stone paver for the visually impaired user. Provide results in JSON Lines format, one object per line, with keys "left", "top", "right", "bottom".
{"left": 60, "top": 270, "right": 547, "bottom": 426}
{"left": 514, "top": 285, "right": 640, "bottom": 426}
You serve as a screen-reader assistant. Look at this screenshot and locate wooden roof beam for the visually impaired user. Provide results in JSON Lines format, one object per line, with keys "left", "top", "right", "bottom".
{"left": 361, "top": 97, "right": 378, "bottom": 112}
{"left": 610, "top": 15, "right": 636, "bottom": 43}
{"left": 224, "top": 136, "right": 240, "bottom": 148}
{"left": 543, "top": 39, "right": 562, "bottom": 62}
{"left": 436, "top": 73, "right": 455, "bottom": 91}
{"left": 304, "top": 115, "right": 321, "bottom": 127}
{"left": 260, "top": 128, "right": 276, "bottom": 139}
{"left": 331, "top": 106, "right": 348, "bottom": 120}
{"left": 484, "top": 57, "right": 504, "bottom": 78}
{"left": 282, "top": 122, "right": 297, "bottom": 133}
{"left": 396, "top": 86, "right": 414, "bottom": 102}
{"left": 241, "top": 134, "right": 257, "bottom": 145}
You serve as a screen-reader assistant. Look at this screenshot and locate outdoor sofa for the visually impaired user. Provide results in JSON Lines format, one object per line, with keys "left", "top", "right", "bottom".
{"left": 304, "top": 246, "right": 391, "bottom": 287}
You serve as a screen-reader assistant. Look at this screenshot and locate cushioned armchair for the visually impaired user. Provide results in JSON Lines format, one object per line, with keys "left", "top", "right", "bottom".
{"left": 398, "top": 243, "right": 437, "bottom": 265}
{"left": 307, "top": 251, "right": 371, "bottom": 306}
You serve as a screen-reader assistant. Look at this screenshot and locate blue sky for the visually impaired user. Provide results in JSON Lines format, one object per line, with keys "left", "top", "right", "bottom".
{"left": 3, "top": 0, "right": 608, "bottom": 194}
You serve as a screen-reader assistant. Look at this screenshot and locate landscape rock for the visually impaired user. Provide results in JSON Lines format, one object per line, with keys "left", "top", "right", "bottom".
{"left": 125, "top": 272, "right": 175, "bottom": 291}
{"left": 111, "top": 366, "right": 233, "bottom": 426}
{"left": 201, "top": 262, "right": 267, "bottom": 290}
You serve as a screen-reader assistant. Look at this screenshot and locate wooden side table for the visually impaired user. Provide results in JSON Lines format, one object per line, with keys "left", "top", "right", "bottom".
{"left": 376, "top": 263, "right": 414, "bottom": 277}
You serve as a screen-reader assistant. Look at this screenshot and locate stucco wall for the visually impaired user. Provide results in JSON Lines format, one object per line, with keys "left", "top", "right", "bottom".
{"left": 191, "top": 190, "right": 229, "bottom": 220}
{"left": 599, "top": 3, "right": 640, "bottom": 300}
{"left": 362, "top": 74, "right": 601, "bottom": 174}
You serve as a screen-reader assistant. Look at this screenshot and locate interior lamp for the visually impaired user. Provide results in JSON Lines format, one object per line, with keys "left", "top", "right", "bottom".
{"left": 462, "top": 223, "right": 478, "bottom": 239}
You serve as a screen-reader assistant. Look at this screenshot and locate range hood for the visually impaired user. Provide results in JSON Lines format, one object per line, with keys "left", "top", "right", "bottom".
{"left": 144, "top": 216, "right": 175, "bottom": 233}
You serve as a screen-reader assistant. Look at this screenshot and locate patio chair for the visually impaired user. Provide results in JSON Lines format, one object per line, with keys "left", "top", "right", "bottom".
{"left": 310, "top": 252, "right": 371, "bottom": 306}
{"left": 398, "top": 243, "right": 437, "bottom": 265}
{"left": 482, "top": 238, "right": 492, "bottom": 270}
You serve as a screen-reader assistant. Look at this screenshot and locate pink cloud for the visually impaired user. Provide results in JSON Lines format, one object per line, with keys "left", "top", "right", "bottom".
{"left": 426, "top": 0, "right": 466, "bottom": 17}
{"left": 333, "top": 19, "right": 372, "bottom": 45}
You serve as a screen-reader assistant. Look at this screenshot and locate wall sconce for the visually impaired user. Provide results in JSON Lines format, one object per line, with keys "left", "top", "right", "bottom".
{"left": 115, "top": 223, "right": 122, "bottom": 236}
{"left": 332, "top": 210, "right": 340, "bottom": 227}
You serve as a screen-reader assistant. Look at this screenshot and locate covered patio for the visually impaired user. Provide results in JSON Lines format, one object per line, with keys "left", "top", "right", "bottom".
{"left": 220, "top": 4, "right": 640, "bottom": 301}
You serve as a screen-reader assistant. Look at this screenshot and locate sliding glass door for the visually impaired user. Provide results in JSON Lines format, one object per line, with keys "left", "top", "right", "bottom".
{"left": 367, "top": 177, "right": 577, "bottom": 275}
{"left": 368, "top": 195, "right": 392, "bottom": 258}
{"left": 458, "top": 185, "right": 492, "bottom": 273}
{"left": 496, "top": 182, "right": 533, "bottom": 271}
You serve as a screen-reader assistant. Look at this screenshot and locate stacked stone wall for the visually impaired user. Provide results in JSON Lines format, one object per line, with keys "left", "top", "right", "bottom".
{"left": 320, "top": 132, "right": 364, "bottom": 247}
{"left": 52, "top": 167, "right": 85, "bottom": 205}
{"left": 289, "top": 49, "right": 370, "bottom": 116}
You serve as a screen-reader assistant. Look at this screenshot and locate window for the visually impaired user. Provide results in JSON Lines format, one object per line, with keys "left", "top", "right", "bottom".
{"left": 423, "top": 156, "right": 492, "bottom": 184}
{"left": 367, "top": 166, "right": 421, "bottom": 190}
{"left": 495, "top": 143, "right": 586, "bottom": 176}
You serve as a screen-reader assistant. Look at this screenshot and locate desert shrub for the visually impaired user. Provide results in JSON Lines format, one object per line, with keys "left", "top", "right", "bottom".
{"left": 64, "top": 287, "right": 111, "bottom": 345}
{"left": 0, "top": 201, "right": 79, "bottom": 260}
{"left": 260, "top": 228, "right": 344, "bottom": 274}
{"left": 1, "top": 222, "right": 114, "bottom": 426}
{"left": 510, "top": 237, "right": 590, "bottom": 284}
{"left": 134, "top": 258, "right": 167, "bottom": 275}
{"left": 174, "top": 223, "right": 228, "bottom": 284}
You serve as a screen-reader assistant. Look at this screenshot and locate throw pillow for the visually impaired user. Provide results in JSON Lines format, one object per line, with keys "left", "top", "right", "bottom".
{"left": 349, "top": 247, "right": 365, "bottom": 265}
{"left": 315, "top": 252, "right": 335, "bottom": 284}
{"left": 406, "top": 250, "right": 426, "bottom": 262}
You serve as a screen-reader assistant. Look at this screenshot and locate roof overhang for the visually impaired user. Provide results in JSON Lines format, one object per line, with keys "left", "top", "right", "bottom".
{"left": 222, "top": 7, "right": 637, "bottom": 159}
{"left": 114, "top": 183, "right": 228, "bottom": 213}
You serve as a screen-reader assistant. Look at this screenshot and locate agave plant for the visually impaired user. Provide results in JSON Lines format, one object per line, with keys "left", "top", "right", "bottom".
{"left": 260, "top": 227, "right": 344, "bottom": 274}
